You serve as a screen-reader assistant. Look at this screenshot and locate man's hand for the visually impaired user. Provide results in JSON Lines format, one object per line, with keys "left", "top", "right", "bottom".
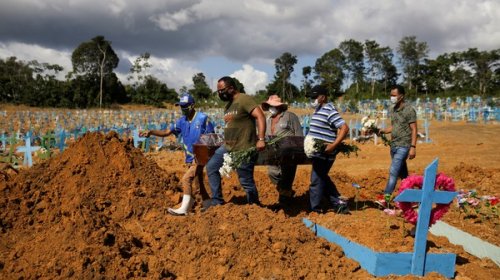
{"left": 139, "top": 130, "right": 151, "bottom": 137}
{"left": 256, "top": 139, "right": 266, "bottom": 151}
{"left": 324, "top": 142, "right": 338, "bottom": 154}
{"left": 408, "top": 147, "right": 416, "bottom": 160}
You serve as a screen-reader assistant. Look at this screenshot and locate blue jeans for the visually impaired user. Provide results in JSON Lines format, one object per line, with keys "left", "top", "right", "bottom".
{"left": 309, "top": 156, "right": 342, "bottom": 212}
{"left": 384, "top": 146, "right": 410, "bottom": 194}
{"left": 206, "top": 145, "right": 259, "bottom": 205}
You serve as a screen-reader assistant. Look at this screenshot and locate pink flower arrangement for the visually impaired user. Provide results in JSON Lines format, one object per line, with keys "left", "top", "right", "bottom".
{"left": 396, "top": 173, "right": 456, "bottom": 226}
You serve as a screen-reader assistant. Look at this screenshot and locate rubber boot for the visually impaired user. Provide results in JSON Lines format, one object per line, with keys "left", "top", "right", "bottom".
{"left": 167, "top": 194, "right": 194, "bottom": 216}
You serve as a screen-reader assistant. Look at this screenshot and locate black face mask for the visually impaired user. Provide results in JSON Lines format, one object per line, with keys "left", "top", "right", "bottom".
{"left": 218, "top": 90, "right": 232, "bottom": 102}
{"left": 181, "top": 106, "right": 193, "bottom": 116}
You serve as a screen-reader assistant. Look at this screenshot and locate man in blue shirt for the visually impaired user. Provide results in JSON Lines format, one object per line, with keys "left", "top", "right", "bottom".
{"left": 306, "top": 85, "right": 350, "bottom": 214}
{"left": 143, "top": 93, "right": 214, "bottom": 215}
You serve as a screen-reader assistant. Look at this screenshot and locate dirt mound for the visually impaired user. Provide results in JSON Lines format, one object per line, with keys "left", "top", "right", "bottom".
{"left": 0, "top": 132, "right": 369, "bottom": 279}
{"left": 448, "top": 162, "right": 500, "bottom": 194}
{"left": 151, "top": 204, "right": 367, "bottom": 279}
{"left": 0, "top": 132, "right": 180, "bottom": 278}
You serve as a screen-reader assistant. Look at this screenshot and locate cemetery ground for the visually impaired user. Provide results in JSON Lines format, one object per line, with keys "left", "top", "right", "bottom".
{"left": 0, "top": 106, "right": 499, "bottom": 279}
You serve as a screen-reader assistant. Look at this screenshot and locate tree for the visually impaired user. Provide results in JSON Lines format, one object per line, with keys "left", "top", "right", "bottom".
{"left": 364, "top": 40, "right": 397, "bottom": 96}
{"left": 461, "top": 48, "right": 500, "bottom": 95}
{"left": 132, "top": 76, "right": 176, "bottom": 107}
{"left": 421, "top": 54, "right": 453, "bottom": 94}
{"left": 71, "top": 36, "right": 119, "bottom": 108}
{"left": 189, "top": 73, "right": 212, "bottom": 101}
{"left": 339, "top": 39, "right": 365, "bottom": 94}
{"left": 274, "top": 52, "right": 298, "bottom": 101}
{"left": 0, "top": 57, "right": 35, "bottom": 104}
{"left": 397, "top": 36, "right": 429, "bottom": 93}
{"left": 314, "top": 49, "right": 345, "bottom": 97}
{"left": 127, "top": 52, "right": 152, "bottom": 89}
{"left": 301, "top": 66, "right": 313, "bottom": 98}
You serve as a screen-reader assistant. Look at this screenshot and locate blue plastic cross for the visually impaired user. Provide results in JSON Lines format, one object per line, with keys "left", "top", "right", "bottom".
{"left": 56, "top": 129, "right": 67, "bottom": 152}
{"left": 0, "top": 133, "right": 7, "bottom": 151}
{"left": 16, "top": 133, "right": 41, "bottom": 167}
{"left": 423, "top": 119, "right": 431, "bottom": 143}
{"left": 394, "top": 158, "right": 457, "bottom": 276}
{"left": 132, "top": 129, "right": 150, "bottom": 151}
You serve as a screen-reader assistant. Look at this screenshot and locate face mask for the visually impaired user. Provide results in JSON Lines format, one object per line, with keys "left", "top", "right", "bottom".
{"left": 310, "top": 98, "right": 319, "bottom": 108}
{"left": 218, "top": 88, "right": 232, "bottom": 102}
{"left": 181, "top": 106, "right": 192, "bottom": 116}
{"left": 269, "top": 107, "right": 279, "bottom": 116}
{"left": 390, "top": 96, "right": 399, "bottom": 104}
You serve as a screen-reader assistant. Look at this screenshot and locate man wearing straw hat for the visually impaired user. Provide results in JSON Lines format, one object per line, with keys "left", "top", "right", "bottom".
{"left": 142, "top": 93, "right": 214, "bottom": 215}
{"left": 261, "top": 94, "right": 303, "bottom": 206}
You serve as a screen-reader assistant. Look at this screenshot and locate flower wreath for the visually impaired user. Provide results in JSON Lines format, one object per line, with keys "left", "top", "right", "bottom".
{"left": 396, "top": 173, "right": 455, "bottom": 226}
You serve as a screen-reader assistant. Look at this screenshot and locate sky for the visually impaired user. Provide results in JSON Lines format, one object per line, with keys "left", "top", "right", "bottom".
{"left": 1, "top": 0, "right": 499, "bottom": 94}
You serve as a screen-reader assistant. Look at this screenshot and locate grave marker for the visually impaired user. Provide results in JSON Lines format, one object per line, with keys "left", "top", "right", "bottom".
{"left": 304, "top": 158, "right": 457, "bottom": 278}
{"left": 16, "top": 133, "right": 41, "bottom": 167}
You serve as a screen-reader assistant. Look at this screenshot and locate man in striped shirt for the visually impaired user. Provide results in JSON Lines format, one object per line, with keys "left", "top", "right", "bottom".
{"left": 306, "top": 85, "right": 350, "bottom": 214}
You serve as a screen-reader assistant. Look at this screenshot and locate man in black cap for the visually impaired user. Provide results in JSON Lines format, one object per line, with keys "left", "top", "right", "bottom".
{"left": 305, "top": 85, "right": 350, "bottom": 214}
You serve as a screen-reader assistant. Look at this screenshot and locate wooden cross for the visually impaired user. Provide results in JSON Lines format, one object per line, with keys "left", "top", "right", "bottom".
{"left": 56, "top": 129, "right": 67, "bottom": 152}
{"left": 16, "top": 132, "right": 41, "bottom": 167}
{"left": 0, "top": 133, "right": 7, "bottom": 152}
{"left": 394, "top": 158, "right": 456, "bottom": 276}
{"left": 133, "top": 129, "right": 150, "bottom": 151}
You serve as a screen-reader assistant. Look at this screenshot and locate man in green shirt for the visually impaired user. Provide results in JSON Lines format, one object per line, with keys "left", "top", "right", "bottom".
{"left": 377, "top": 85, "right": 417, "bottom": 207}
{"left": 206, "top": 76, "right": 267, "bottom": 207}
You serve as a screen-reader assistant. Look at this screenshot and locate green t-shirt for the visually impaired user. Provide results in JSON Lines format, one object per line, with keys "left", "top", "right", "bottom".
{"left": 390, "top": 104, "right": 417, "bottom": 147}
{"left": 224, "top": 93, "right": 258, "bottom": 152}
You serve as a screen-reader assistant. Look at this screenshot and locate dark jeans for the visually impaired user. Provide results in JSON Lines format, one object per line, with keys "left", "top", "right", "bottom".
{"left": 267, "top": 164, "right": 297, "bottom": 193}
{"left": 206, "top": 145, "right": 259, "bottom": 205}
{"left": 384, "top": 146, "right": 410, "bottom": 195}
{"left": 309, "top": 156, "right": 342, "bottom": 212}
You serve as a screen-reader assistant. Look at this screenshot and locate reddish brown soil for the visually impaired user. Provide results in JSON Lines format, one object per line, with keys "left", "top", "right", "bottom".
{"left": 1, "top": 117, "right": 499, "bottom": 279}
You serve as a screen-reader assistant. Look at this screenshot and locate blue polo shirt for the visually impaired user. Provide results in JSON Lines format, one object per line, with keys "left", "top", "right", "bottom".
{"left": 171, "top": 112, "right": 214, "bottom": 163}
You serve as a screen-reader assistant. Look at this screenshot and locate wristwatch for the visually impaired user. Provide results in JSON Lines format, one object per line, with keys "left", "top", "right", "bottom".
{"left": 258, "top": 137, "right": 265, "bottom": 141}
{"left": 411, "top": 145, "right": 416, "bottom": 148}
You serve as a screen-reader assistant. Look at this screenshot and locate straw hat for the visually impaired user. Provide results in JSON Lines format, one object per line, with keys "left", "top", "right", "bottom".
{"left": 261, "top": 95, "right": 288, "bottom": 111}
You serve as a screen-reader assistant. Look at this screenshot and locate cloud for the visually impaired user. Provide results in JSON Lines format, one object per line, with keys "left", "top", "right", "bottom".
{"left": 0, "top": 43, "right": 200, "bottom": 91}
{"left": 0, "top": 42, "right": 72, "bottom": 79}
{"left": 1, "top": 0, "right": 499, "bottom": 91}
{"left": 230, "top": 64, "right": 269, "bottom": 95}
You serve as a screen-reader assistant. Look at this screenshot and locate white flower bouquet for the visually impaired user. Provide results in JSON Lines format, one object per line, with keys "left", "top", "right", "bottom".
{"left": 304, "top": 135, "right": 359, "bottom": 158}
{"left": 361, "top": 116, "right": 391, "bottom": 146}
{"left": 219, "top": 133, "right": 288, "bottom": 177}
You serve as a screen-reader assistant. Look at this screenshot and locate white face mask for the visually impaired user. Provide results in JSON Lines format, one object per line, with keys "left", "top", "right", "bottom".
{"left": 390, "top": 96, "right": 399, "bottom": 104}
{"left": 310, "top": 99, "right": 319, "bottom": 108}
{"left": 269, "top": 107, "right": 279, "bottom": 116}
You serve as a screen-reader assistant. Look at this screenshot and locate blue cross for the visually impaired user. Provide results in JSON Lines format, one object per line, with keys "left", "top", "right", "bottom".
{"left": 394, "top": 158, "right": 457, "bottom": 276}
{"left": 423, "top": 119, "right": 431, "bottom": 143}
{"left": 16, "top": 134, "right": 41, "bottom": 167}
{"left": 132, "top": 129, "right": 150, "bottom": 151}
{"left": 0, "top": 133, "right": 7, "bottom": 152}
{"left": 56, "top": 129, "right": 67, "bottom": 152}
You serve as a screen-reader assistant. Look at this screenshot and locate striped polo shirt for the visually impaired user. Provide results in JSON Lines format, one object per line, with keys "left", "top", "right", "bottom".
{"left": 308, "top": 103, "right": 345, "bottom": 143}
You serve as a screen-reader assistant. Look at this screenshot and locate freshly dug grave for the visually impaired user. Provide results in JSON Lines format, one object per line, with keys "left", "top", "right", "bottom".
{"left": 0, "top": 132, "right": 367, "bottom": 279}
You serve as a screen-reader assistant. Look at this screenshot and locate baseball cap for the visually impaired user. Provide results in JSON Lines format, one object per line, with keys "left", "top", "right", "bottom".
{"left": 307, "top": 85, "right": 328, "bottom": 98}
{"left": 175, "top": 93, "right": 195, "bottom": 107}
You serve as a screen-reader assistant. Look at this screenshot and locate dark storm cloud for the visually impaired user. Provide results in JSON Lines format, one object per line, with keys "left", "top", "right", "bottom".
{"left": 1, "top": 0, "right": 498, "bottom": 90}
